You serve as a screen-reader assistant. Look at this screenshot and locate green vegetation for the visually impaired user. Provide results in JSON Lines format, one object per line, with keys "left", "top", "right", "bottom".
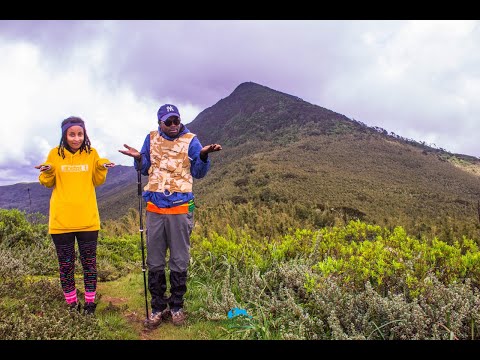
{"left": 1, "top": 208, "right": 479, "bottom": 340}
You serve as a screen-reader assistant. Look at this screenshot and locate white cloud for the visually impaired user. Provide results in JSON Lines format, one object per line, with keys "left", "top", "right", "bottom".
{"left": 0, "top": 35, "right": 202, "bottom": 185}
{"left": 319, "top": 20, "right": 480, "bottom": 156}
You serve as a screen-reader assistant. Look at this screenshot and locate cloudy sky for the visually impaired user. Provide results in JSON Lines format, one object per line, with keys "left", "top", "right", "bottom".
{"left": 1, "top": 20, "right": 479, "bottom": 186}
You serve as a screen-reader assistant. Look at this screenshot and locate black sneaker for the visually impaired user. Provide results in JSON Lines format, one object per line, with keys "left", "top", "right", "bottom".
{"left": 83, "top": 302, "right": 97, "bottom": 315}
{"left": 69, "top": 302, "right": 81, "bottom": 312}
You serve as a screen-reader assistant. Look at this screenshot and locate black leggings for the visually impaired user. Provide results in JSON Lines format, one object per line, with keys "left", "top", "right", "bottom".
{"left": 51, "top": 231, "right": 98, "bottom": 296}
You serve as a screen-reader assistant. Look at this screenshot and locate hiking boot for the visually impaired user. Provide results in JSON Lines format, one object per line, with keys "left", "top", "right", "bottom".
{"left": 146, "top": 310, "right": 164, "bottom": 328}
{"left": 171, "top": 308, "right": 186, "bottom": 326}
{"left": 69, "top": 302, "right": 81, "bottom": 312}
{"left": 83, "top": 302, "right": 97, "bottom": 315}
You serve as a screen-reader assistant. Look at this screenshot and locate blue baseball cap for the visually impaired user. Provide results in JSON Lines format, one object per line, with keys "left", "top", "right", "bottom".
{"left": 157, "top": 104, "right": 181, "bottom": 122}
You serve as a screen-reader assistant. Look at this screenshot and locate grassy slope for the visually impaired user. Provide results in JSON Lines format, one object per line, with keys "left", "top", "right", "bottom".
{"left": 194, "top": 131, "right": 480, "bottom": 229}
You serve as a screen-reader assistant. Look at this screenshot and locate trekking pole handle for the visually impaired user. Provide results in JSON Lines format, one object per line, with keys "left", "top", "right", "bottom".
{"left": 135, "top": 157, "right": 143, "bottom": 196}
{"left": 137, "top": 173, "right": 142, "bottom": 196}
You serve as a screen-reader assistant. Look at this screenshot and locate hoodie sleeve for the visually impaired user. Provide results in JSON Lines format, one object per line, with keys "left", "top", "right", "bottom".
{"left": 92, "top": 149, "right": 109, "bottom": 187}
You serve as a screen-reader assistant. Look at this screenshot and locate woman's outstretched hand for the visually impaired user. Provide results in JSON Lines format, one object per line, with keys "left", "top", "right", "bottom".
{"left": 35, "top": 164, "right": 51, "bottom": 172}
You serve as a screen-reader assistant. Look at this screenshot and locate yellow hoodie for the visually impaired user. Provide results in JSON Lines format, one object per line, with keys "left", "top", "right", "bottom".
{"left": 39, "top": 146, "right": 111, "bottom": 234}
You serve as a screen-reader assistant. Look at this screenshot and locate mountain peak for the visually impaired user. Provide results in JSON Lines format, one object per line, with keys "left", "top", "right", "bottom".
{"left": 188, "top": 81, "right": 355, "bottom": 147}
{"left": 230, "top": 81, "right": 297, "bottom": 101}
{"left": 232, "top": 81, "right": 269, "bottom": 92}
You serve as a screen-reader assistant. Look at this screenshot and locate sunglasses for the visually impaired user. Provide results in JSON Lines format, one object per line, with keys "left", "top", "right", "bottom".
{"left": 162, "top": 117, "right": 181, "bottom": 127}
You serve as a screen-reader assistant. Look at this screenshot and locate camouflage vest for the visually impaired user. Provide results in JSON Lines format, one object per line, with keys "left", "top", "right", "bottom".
{"left": 144, "top": 131, "right": 196, "bottom": 193}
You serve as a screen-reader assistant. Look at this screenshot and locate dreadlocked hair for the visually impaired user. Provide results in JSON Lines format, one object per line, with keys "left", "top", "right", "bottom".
{"left": 58, "top": 116, "right": 92, "bottom": 159}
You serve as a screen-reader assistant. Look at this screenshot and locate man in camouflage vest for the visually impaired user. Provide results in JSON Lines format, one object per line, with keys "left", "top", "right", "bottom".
{"left": 119, "top": 104, "right": 222, "bottom": 327}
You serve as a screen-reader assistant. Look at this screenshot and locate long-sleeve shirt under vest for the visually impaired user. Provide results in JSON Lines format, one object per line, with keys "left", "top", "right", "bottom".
{"left": 135, "top": 125, "right": 210, "bottom": 209}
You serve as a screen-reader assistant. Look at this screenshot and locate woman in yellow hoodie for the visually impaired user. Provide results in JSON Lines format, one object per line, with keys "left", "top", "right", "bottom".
{"left": 35, "top": 116, "right": 115, "bottom": 315}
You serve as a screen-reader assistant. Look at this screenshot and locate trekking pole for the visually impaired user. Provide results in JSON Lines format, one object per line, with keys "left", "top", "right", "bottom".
{"left": 137, "top": 168, "right": 149, "bottom": 322}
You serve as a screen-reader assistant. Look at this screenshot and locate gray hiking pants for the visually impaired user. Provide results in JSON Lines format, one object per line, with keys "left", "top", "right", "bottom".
{"left": 145, "top": 211, "right": 194, "bottom": 273}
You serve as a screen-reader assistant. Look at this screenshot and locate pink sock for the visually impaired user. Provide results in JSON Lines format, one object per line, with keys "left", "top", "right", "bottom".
{"left": 85, "top": 291, "right": 96, "bottom": 303}
{"left": 65, "top": 289, "right": 77, "bottom": 304}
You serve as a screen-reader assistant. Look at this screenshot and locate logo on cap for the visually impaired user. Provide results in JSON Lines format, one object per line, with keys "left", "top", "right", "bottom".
{"left": 166, "top": 105, "right": 175, "bottom": 112}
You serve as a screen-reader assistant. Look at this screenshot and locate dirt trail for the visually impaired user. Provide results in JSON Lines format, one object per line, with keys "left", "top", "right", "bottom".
{"left": 99, "top": 294, "right": 191, "bottom": 340}
{"left": 101, "top": 295, "right": 155, "bottom": 339}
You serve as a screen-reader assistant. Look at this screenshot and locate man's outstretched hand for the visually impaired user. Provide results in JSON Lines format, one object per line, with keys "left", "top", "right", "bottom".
{"left": 200, "top": 144, "right": 222, "bottom": 160}
{"left": 119, "top": 144, "right": 141, "bottom": 160}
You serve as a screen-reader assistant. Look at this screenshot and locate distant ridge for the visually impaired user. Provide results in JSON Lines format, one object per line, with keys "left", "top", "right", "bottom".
{"left": 0, "top": 165, "right": 146, "bottom": 220}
